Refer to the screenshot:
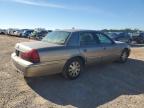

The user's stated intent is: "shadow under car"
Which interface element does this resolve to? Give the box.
[26,59,144,108]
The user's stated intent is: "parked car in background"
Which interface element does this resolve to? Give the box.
[9,30,15,36]
[0,29,7,35]
[13,29,23,36]
[132,33,144,44]
[108,32,132,44]
[106,32,119,39]
[29,30,51,40]
[21,30,34,38]
[7,29,13,35]
[8,29,18,36]
[11,29,131,80]
[14,29,29,37]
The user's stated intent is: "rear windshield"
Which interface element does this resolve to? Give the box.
[42,31,70,45]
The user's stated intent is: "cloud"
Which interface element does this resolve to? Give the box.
[2,0,113,16]
[9,0,66,9]
[5,0,101,12]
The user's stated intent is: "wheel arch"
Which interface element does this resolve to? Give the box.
[63,55,86,70]
[123,48,130,56]
[62,55,85,79]
[66,55,86,66]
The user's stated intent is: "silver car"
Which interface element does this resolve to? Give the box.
[11,30,131,79]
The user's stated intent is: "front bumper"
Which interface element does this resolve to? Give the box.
[11,53,65,77]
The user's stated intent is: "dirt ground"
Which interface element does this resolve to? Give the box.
[0,35,144,108]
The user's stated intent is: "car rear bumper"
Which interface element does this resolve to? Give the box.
[11,53,65,77]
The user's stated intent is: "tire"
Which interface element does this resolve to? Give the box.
[63,58,83,80]
[118,50,129,63]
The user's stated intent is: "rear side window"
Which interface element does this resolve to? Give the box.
[80,32,99,45]
[42,31,70,45]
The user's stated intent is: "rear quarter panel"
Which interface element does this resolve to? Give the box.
[38,46,80,63]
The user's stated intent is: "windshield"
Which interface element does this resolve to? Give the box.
[42,31,70,45]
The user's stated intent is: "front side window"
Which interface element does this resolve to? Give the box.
[96,33,113,44]
[42,31,70,45]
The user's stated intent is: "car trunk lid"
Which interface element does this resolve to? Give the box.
[15,41,63,63]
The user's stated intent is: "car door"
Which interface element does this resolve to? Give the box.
[95,32,119,62]
[79,32,104,64]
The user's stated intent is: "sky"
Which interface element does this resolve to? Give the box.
[0,0,144,30]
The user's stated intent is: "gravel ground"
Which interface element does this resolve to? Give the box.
[0,35,144,108]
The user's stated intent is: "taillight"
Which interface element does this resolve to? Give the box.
[21,49,40,63]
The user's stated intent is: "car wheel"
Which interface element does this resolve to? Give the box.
[63,58,83,80]
[118,50,129,63]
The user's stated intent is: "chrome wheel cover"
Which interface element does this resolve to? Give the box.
[68,61,81,77]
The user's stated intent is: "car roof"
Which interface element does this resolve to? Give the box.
[55,29,99,33]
